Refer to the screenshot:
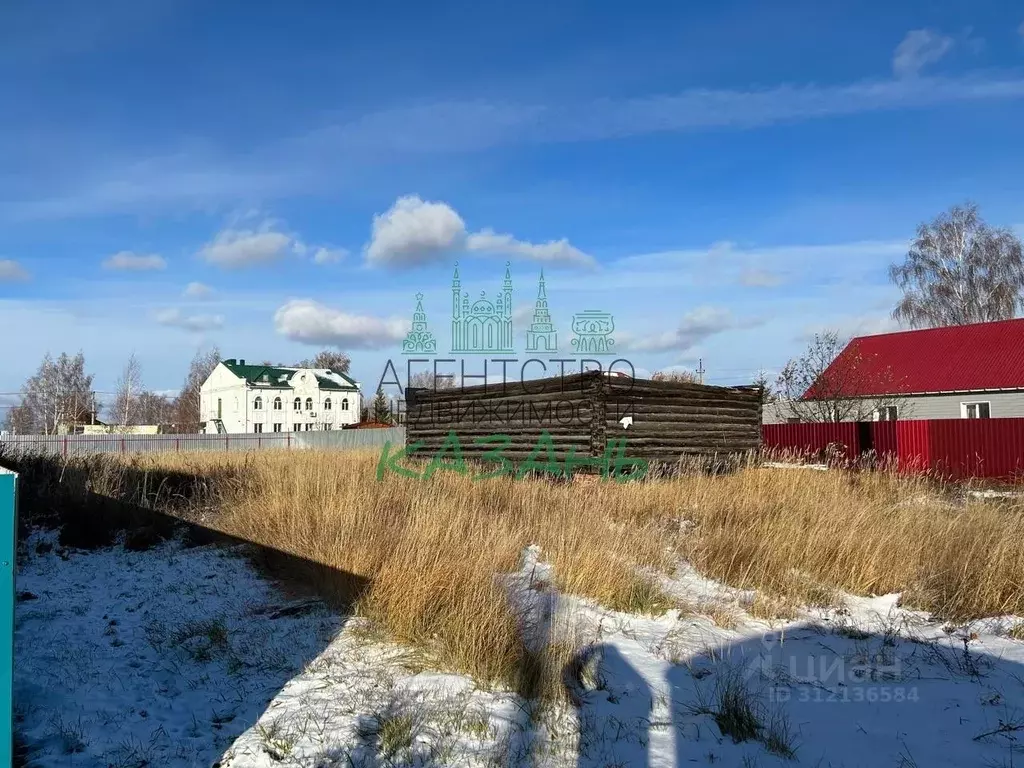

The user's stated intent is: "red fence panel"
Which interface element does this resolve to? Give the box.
[894,420,931,474]
[872,421,898,462]
[764,419,1024,482]
[908,418,1024,481]
[761,422,859,460]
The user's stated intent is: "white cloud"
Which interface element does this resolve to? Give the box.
[620,307,759,353]
[466,229,595,267]
[366,195,467,266]
[365,195,593,268]
[273,299,408,350]
[312,246,348,265]
[199,217,349,269]
[893,29,954,78]
[154,308,224,332]
[102,250,166,271]
[738,267,782,287]
[182,281,214,300]
[198,223,298,268]
[0,259,29,281]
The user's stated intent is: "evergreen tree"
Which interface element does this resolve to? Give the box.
[371,387,392,425]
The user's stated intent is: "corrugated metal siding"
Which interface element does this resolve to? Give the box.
[894,420,931,473]
[918,419,1024,480]
[0,428,404,458]
[763,419,1024,481]
[761,423,859,459]
[872,421,898,458]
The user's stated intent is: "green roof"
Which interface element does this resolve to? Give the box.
[222,361,295,388]
[315,373,358,390]
[222,359,358,390]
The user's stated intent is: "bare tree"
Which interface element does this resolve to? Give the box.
[891,202,1024,329]
[176,346,221,429]
[407,370,457,391]
[136,391,176,426]
[112,353,143,429]
[776,331,902,423]
[651,369,700,383]
[2,402,35,434]
[19,352,96,434]
[294,350,351,374]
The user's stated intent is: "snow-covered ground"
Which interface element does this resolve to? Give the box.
[16,531,1024,767]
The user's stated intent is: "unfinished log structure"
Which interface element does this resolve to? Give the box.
[405,371,762,468]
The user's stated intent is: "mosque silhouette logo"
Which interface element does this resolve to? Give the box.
[400,264,615,356]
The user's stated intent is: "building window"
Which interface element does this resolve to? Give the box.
[273,397,282,410]
[875,406,898,422]
[324,423,332,431]
[324,398,332,411]
[293,424,301,432]
[785,417,800,424]
[341,398,349,410]
[273,423,282,432]
[217,398,222,420]
[253,396,263,411]
[961,401,991,419]
[305,397,314,411]
[305,423,314,431]
[293,397,301,411]
[253,423,263,433]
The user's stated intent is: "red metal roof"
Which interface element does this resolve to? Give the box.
[807,319,1024,398]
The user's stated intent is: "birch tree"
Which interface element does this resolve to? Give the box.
[176,346,221,429]
[407,370,457,391]
[294,350,351,374]
[135,392,176,425]
[19,352,96,434]
[2,403,35,434]
[112,353,143,428]
[890,203,1024,328]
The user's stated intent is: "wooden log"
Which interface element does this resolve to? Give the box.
[406,420,592,432]
[609,397,758,407]
[605,410,760,423]
[410,381,599,403]
[613,432,759,442]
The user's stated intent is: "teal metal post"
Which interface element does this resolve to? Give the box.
[0,467,15,767]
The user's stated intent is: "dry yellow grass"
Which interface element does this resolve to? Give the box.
[37,449,1024,693]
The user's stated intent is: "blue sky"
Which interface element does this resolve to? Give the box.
[2,0,1024,409]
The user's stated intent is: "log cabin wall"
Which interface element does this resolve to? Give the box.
[405,372,599,462]
[405,371,762,465]
[603,377,762,463]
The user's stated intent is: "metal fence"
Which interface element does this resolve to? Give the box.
[0,427,406,458]
[762,419,1024,481]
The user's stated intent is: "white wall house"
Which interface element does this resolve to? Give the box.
[199,358,361,434]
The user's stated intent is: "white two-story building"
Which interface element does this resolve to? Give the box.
[199,358,361,434]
